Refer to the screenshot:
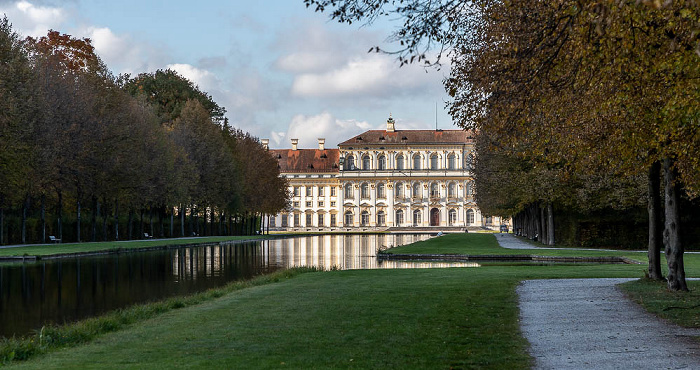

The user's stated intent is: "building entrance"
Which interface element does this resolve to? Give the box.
[430,208,440,226]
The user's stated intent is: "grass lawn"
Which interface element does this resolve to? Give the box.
[0,235,271,258]
[4,233,698,368]
[619,279,700,328]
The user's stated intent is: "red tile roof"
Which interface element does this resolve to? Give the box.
[270,149,340,173]
[337,129,474,146]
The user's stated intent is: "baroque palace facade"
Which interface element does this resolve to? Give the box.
[264,116,502,231]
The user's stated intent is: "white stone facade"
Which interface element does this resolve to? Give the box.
[266,117,502,231]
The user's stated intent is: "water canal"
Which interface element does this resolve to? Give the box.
[0,233,476,338]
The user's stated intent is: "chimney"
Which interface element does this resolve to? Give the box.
[318,138,325,151]
[386,113,395,132]
[291,138,298,151]
[261,139,269,150]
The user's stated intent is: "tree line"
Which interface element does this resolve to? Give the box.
[0,18,288,244]
[305,1,699,290]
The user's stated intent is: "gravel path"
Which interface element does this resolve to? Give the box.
[518,279,700,369]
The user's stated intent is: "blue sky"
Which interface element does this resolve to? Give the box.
[1,0,454,148]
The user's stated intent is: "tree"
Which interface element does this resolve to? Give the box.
[124,69,226,126]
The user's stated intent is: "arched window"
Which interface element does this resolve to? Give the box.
[448,182,456,198]
[412,182,421,198]
[361,183,370,198]
[413,154,421,169]
[430,154,439,170]
[466,154,474,170]
[377,211,386,226]
[466,209,475,225]
[344,211,354,226]
[378,155,386,170]
[395,182,403,198]
[430,183,439,197]
[449,209,457,226]
[395,209,404,226]
[447,154,456,170]
[377,183,386,199]
[362,155,371,170]
[413,210,422,226]
[344,183,354,199]
[361,210,370,226]
[466,181,474,196]
[346,155,355,170]
[396,155,405,170]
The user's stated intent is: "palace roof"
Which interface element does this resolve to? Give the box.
[337,129,475,146]
[270,149,340,173]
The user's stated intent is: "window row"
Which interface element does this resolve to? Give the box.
[292,186,338,197]
[343,181,474,199]
[277,208,479,227]
[344,153,474,171]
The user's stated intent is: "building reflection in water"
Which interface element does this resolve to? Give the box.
[259,234,479,270]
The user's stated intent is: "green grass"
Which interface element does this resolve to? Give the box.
[3,232,698,368]
[0,235,271,258]
[10,264,643,369]
[619,279,700,328]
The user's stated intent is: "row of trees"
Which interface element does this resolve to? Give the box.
[0,18,288,244]
[305,1,699,290]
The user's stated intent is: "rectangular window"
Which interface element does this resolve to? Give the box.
[294,213,300,227]
[330,201,336,207]
[306,187,313,197]
[318,213,324,227]
[330,214,336,227]
[318,201,324,207]
[269,216,276,227]
[306,201,312,207]
[331,187,337,196]
[281,215,288,227]
[319,187,324,196]
[306,214,313,227]
[293,201,300,208]
[293,187,300,197]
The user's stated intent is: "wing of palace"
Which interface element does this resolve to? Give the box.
[263,116,503,231]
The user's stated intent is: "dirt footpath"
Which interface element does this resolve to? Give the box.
[518,279,700,369]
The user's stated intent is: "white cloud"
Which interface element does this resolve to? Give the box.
[166,63,220,93]
[0,0,66,37]
[284,112,379,149]
[290,54,437,99]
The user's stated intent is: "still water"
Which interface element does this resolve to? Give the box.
[0,234,475,338]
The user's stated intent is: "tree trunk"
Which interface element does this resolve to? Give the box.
[170,207,174,238]
[128,209,133,240]
[663,157,687,291]
[76,198,82,243]
[114,199,119,241]
[647,161,663,280]
[139,209,144,238]
[57,190,63,241]
[91,195,98,242]
[0,205,4,245]
[149,207,154,237]
[180,204,185,237]
[102,196,108,241]
[546,202,555,246]
[41,194,46,243]
[539,204,546,245]
[21,194,29,244]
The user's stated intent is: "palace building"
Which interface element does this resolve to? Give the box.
[264,116,502,231]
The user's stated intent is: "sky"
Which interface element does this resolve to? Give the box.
[0,0,455,149]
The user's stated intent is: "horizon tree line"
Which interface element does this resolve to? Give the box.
[0,17,289,244]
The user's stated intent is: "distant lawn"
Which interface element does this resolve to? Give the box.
[388,233,700,277]
[0,235,270,258]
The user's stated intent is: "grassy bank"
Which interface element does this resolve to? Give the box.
[4,232,698,368]
[1,268,314,366]
[10,264,643,369]
[619,279,700,328]
[0,235,272,258]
